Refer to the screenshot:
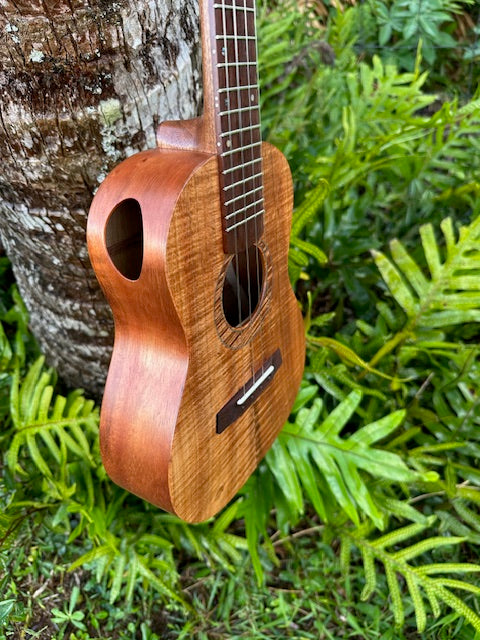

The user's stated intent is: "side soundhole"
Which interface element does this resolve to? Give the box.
[105,198,143,281]
[222,245,265,328]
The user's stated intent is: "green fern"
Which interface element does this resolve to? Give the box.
[341,519,480,632]
[372,214,480,335]
[289,179,329,285]
[266,389,436,530]
[7,357,98,479]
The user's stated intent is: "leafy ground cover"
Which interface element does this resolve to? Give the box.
[2,0,480,638]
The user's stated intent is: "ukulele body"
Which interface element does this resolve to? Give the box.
[87,142,305,522]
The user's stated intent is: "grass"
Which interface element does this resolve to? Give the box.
[3,507,480,639]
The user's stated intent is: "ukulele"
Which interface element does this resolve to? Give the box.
[87,0,305,522]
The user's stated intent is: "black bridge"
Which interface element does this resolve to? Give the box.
[216,349,282,434]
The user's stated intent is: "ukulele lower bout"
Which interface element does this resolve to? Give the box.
[87,142,305,523]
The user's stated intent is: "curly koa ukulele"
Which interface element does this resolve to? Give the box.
[87,0,305,522]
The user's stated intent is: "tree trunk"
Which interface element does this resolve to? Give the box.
[0,0,201,395]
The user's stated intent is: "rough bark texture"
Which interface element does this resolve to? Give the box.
[0,0,201,395]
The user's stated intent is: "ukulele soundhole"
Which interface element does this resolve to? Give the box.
[222,245,264,328]
[105,198,144,281]
[214,240,273,349]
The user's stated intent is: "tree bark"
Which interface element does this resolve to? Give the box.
[0,0,201,395]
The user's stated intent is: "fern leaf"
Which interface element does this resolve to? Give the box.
[381,497,429,525]
[371,249,417,316]
[291,237,328,265]
[393,536,466,562]
[109,553,127,604]
[266,439,304,519]
[437,579,480,595]
[371,521,431,550]
[350,410,406,446]
[454,501,480,533]
[125,551,139,606]
[419,224,441,279]
[389,239,429,297]
[26,432,52,478]
[405,573,427,633]
[308,335,398,381]
[345,525,480,632]
[291,179,329,237]
[318,388,361,437]
[69,544,115,572]
[385,564,404,627]
[435,585,480,631]
[424,582,441,618]
[417,563,480,575]
[360,547,376,600]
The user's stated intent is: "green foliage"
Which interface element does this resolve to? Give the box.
[342,519,480,632]
[368,0,473,67]
[3,1,480,637]
[372,213,480,331]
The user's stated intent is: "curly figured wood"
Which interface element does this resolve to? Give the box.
[87,143,304,521]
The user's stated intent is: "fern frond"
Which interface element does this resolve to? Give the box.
[372,214,480,331]
[344,523,480,632]
[267,390,432,529]
[7,357,98,477]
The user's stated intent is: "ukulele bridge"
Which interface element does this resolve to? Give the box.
[216,349,282,434]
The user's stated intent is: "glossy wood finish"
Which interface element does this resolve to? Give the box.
[87,143,305,521]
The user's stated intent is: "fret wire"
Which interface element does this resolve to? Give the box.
[215,35,256,40]
[214,3,255,11]
[223,172,262,190]
[221,140,262,156]
[226,210,264,232]
[222,157,261,173]
[219,105,257,116]
[218,83,258,93]
[224,185,263,206]
[217,61,257,68]
[226,198,264,220]
[220,123,260,137]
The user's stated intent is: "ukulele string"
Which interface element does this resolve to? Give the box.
[232,0,256,385]
[221,0,243,329]
[248,0,266,379]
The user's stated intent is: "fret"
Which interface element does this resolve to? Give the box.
[214,3,256,11]
[219,105,257,116]
[215,35,256,40]
[226,198,264,220]
[220,124,261,137]
[223,172,262,192]
[218,83,258,93]
[226,210,264,232]
[223,157,261,173]
[217,62,257,68]
[224,186,263,207]
[221,141,262,157]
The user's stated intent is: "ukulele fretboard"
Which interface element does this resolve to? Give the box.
[208,0,264,253]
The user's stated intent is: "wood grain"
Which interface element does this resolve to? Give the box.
[87,142,305,521]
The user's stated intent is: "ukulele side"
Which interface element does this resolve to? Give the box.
[87,147,212,513]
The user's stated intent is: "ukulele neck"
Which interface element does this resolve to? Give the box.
[201,0,264,253]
